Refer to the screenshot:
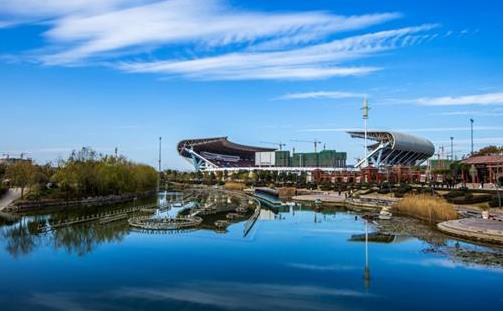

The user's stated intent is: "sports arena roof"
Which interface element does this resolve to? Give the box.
[177,137,275,171]
[347,131,435,168]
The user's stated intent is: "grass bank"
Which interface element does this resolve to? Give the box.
[393,194,458,224]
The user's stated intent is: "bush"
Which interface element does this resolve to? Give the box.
[448,193,492,204]
[489,195,503,208]
[444,189,468,199]
[394,194,458,223]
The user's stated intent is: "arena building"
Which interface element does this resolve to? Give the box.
[178,131,433,173]
[347,131,435,168]
[177,137,347,172]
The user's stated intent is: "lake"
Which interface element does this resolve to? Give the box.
[0,190,502,311]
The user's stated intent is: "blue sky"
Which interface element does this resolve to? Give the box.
[1,0,503,169]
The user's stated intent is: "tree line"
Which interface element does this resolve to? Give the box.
[2,147,158,200]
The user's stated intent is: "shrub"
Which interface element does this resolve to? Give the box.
[489,195,503,208]
[448,193,492,204]
[223,182,245,191]
[393,194,458,224]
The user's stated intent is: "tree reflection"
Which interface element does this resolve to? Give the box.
[2,219,130,258]
[2,222,40,258]
[51,222,129,256]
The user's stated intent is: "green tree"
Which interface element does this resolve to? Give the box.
[6,161,37,198]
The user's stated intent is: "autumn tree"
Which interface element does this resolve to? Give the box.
[6,161,37,198]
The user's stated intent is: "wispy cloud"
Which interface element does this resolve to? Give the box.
[117,24,438,80]
[436,109,503,117]
[0,0,440,80]
[275,91,365,100]
[298,126,503,133]
[417,92,503,106]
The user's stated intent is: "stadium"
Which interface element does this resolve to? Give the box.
[177,131,434,173]
[348,131,435,168]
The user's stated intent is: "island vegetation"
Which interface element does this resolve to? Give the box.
[4,147,158,202]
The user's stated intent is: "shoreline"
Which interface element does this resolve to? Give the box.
[5,190,156,213]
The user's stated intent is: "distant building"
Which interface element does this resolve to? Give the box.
[0,156,32,166]
[429,159,454,171]
[461,155,503,185]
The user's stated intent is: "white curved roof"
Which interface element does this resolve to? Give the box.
[348,130,435,167]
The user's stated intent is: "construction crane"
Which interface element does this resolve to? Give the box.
[260,141,286,150]
[291,139,323,153]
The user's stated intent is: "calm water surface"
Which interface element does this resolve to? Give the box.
[0,191,502,311]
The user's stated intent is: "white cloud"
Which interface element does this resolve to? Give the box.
[0,0,146,18]
[276,91,365,100]
[436,109,503,117]
[0,0,439,80]
[298,126,503,133]
[117,24,437,80]
[417,92,503,106]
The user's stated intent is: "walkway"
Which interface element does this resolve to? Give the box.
[0,188,22,211]
[437,218,503,244]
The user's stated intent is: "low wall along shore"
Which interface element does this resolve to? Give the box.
[7,191,156,212]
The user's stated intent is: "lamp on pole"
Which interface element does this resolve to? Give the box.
[450,137,454,161]
[470,118,474,155]
[157,137,162,193]
[362,97,370,167]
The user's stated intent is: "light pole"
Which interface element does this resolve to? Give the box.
[362,97,370,167]
[158,137,162,193]
[470,118,474,155]
[450,137,454,161]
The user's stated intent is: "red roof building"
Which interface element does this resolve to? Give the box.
[461,155,503,185]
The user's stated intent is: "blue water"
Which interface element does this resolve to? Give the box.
[0,192,502,311]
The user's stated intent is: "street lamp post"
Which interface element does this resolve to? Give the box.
[450,137,454,161]
[470,118,474,155]
[362,97,370,167]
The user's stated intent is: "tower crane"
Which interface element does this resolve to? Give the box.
[290,139,323,153]
[260,141,286,150]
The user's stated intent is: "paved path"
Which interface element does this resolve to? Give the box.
[292,193,346,203]
[0,188,22,211]
[437,218,503,244]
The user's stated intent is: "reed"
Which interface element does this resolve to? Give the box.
[393,194,458,224]
[223,182,246,191]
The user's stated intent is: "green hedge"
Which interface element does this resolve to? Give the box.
[449,193,493,204]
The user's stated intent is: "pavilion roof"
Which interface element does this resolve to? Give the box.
[461,155,503,165]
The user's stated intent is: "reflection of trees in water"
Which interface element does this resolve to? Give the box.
[51,222,130,256]
[2,219,130,258]
[2,218,45,258]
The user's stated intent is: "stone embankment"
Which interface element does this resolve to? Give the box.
[6,191,155,212]
[437,218,503,244]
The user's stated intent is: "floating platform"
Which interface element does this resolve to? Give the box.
[437,218,503,244]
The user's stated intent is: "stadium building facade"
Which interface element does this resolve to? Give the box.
[348,131,435,168]
[177,131,434,173]
[177,137,347,172]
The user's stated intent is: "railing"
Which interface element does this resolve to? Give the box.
[39,202,158,232]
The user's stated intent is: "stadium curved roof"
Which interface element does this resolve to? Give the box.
[177,137,275,170]
[177,137,274,158]
[347,131,435,168]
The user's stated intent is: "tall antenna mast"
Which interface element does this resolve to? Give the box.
[158,137,162,192]
[362,97,370,167]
